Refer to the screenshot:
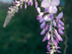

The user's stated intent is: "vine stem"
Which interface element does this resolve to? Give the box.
[51,19,54,54]
[63,17,68,54]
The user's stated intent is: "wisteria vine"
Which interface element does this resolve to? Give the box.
[3,0,65,54]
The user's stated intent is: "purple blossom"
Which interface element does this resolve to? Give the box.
[41,0,51,8]
[51,0,60,6]
[54,29,63,41]
[40,21,46,29]
[40,28,46,35]
[46,32,50,40]
[56,12,63,19]
[58,29,64,35]
[49,6,57,14]
[3,0,64,54]
[37,0,64,53]
[45,24,48,31]
[53,20,56,27]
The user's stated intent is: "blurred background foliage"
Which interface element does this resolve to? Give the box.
[0,0,72,54]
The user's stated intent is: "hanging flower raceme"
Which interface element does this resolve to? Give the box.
[37,0,64,54]
[3,0,38,27]
[3,0,64,54]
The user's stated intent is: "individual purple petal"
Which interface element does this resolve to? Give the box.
[53,20,56,27]
[47,41,51,51]
[45,8,49,12]
[41,0,51,8]
[20,5,22,9]
[37,16,41,20]
[51,36,57,46]
[45,24,48,31]
[49,13,54,18]
[54,29,63,41]
[40,22,46,29]
[59,20,64,26]
[25,3,27,9]
[57,19,64,26]
[58,24,64,30]
[51,0,60,6]
[58,29,64,35]
[40,28,46,35]
[57,51,61,53]
[37,13,44,20]
[35,0,38,8]
[39,18,44,23]
[56,38,59,43]
[49,6,58,14]
[37,7,41,13]
[20,1,22,3]
[44,15,51,21]
[47,45,50,51]
[42,36,47,42]
[56,12,63,19]
[46,32,50,40]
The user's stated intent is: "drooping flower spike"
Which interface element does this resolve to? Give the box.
[37,0,64,53]
[3,0,64,54]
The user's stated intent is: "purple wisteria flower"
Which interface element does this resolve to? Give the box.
[3,0,38,27]
[37,0,64,54]
[3,0,64,54]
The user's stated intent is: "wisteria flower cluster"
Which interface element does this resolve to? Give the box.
[3,0,38,27]
[3,0,64,54]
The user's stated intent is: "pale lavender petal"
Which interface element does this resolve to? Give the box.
[37,13,44,20]
[41,0,51,8]
[40,22,46,29]
[46,32,50,40]
[56,38,59,43]
[49,13,54,18]
[40,28,46,35]
[35,0,38,8]
[37,16,41,20]
[58,24,64,30]
[47,41,51,51]
[56,12,63,19]
[37,7,41,13]
[53,20,56,27]
[42,36,47,42]
[45,8,49,12]
[45,24,48,31]
[49,6,58,14]
[59,20,64,26]
[58,29,64,35]
[54,29,63,41]
[57,19,64,26]
[47,45,50,51]
[51,36,57,46]
[39,18,44,23]
[51,0,60,6]
[25,3,27,9]
[44,15,51,21]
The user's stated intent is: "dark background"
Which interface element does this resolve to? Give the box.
[0,0,72,54]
